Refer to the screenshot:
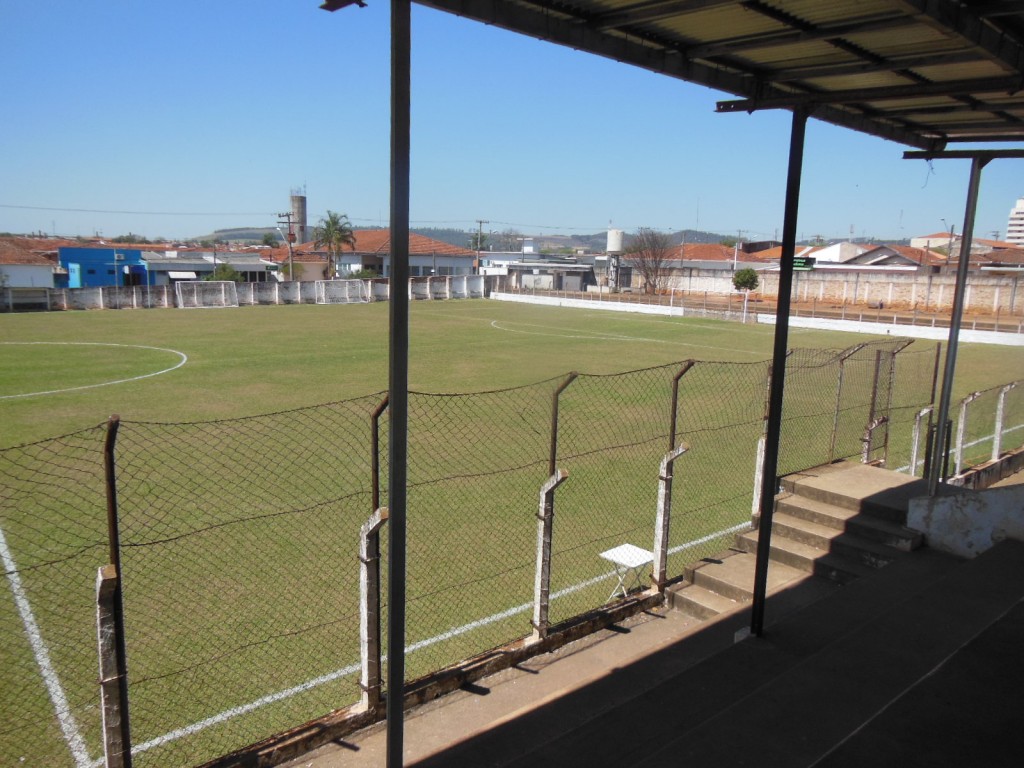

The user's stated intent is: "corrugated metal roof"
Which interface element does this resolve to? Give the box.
[408,0,1024,149]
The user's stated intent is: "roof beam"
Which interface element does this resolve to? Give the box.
[878,99,1024,115]
[417,0,940,148]
[769,50,982,82]
[904,148,1024,159]
[716,75,1024,111]
[683,15,919,59]
[889,0,1024,74]
[591,0,736,31]
[969,1,1024,18]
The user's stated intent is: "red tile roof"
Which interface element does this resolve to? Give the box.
[272,230,475,263]
[982,248,1024,265]
[0,237,73,265]
[875,245,947,266]
[663,243,737,262]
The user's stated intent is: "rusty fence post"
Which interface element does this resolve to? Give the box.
[102,416,132,768]
[531,469,568,643]
[96,565,129,768]
[358,507,389,713]
[652,362,696,589]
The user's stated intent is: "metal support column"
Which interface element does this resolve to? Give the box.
[927,157,987,495]
[386,0,411,765]
[750,108,808,638]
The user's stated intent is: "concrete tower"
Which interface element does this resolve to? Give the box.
[290,189,308,245]
[1007,197,1024,246]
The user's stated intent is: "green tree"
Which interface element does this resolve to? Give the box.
[732,267,759,292]
[204,263,243,282]
[468,230,489,251]
[262,232,278,247]
[314,211,356,278]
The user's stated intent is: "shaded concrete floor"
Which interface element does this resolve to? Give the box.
[284,538,1024,768]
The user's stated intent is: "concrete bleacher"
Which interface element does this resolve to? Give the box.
[283,464,1024,768]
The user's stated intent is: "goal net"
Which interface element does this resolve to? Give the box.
[175,281,239,309]
[315,279,370,304]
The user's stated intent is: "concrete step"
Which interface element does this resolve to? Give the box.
[779,461,929,524]
[667,583,746,620]
[736,529,876,584]
[771,492,924,551]
[684,550,806,603]
[768,512,906,568]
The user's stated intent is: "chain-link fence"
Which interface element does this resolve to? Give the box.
[3,338,1006,767]
[0,427,109,767]
[953,380,1024,475]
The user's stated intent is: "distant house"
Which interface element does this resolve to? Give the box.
[909,232,1015,261]
[836,245,946,271]
[142,250,277,284]
[277,230,476,280]
[57,246,150,288]
[0,237,63,288]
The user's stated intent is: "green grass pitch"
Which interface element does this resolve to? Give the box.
[1,300,1019,767]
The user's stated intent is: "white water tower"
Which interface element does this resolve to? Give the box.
[607,228,623,254]
[607,228,624,291]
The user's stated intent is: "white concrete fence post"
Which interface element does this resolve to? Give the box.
[652,443,690,590]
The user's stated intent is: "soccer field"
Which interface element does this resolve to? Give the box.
[1,300,1019,768]
[1,300,1015,448]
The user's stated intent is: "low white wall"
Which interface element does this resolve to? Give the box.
[908,484,1024,558]
[757,314,1024,347]
[491,292,686,317]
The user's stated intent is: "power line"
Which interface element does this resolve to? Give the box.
[0,204,277,216]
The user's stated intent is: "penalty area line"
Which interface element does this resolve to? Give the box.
[133,522,749,755]
[0,524,91,767]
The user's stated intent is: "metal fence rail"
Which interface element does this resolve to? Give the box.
[5,340,1017,767]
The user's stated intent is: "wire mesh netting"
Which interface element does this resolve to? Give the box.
[1,338,1004,767]
[0,426,109,768]
[112,396,382,767]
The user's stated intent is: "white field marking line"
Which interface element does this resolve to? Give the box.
[131,522,749,754]
[0,342,188,400]
[0,524,92,767]
[489,320,765,355]
[118,662,364,761]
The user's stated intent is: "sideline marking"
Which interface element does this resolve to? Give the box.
[129,522,748,756]
[489,320,765,355]
[0,342,188,400]
[0,525,91,767]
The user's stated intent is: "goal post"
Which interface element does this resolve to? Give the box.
[314,279,371,304]
[174,281,239,309]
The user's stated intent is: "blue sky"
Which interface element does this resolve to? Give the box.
[1,0,1021,243]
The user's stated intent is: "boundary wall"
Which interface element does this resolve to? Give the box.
[1,275,485,312]
[666,267,1023,316]
[493,291,1024,347]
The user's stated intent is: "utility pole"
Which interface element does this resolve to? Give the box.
[733,229,746,270]
[475,219,489,274]
[277,212,296,280]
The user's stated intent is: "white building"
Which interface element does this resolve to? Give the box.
[1007,197,1024,246]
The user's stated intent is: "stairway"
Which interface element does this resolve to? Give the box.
[670,461,927,621]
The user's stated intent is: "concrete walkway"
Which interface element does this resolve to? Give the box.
[283,539,1024,768]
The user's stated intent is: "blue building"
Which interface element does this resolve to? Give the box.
[57,247,150,288]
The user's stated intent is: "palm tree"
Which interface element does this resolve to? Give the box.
[313,211,356,278]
